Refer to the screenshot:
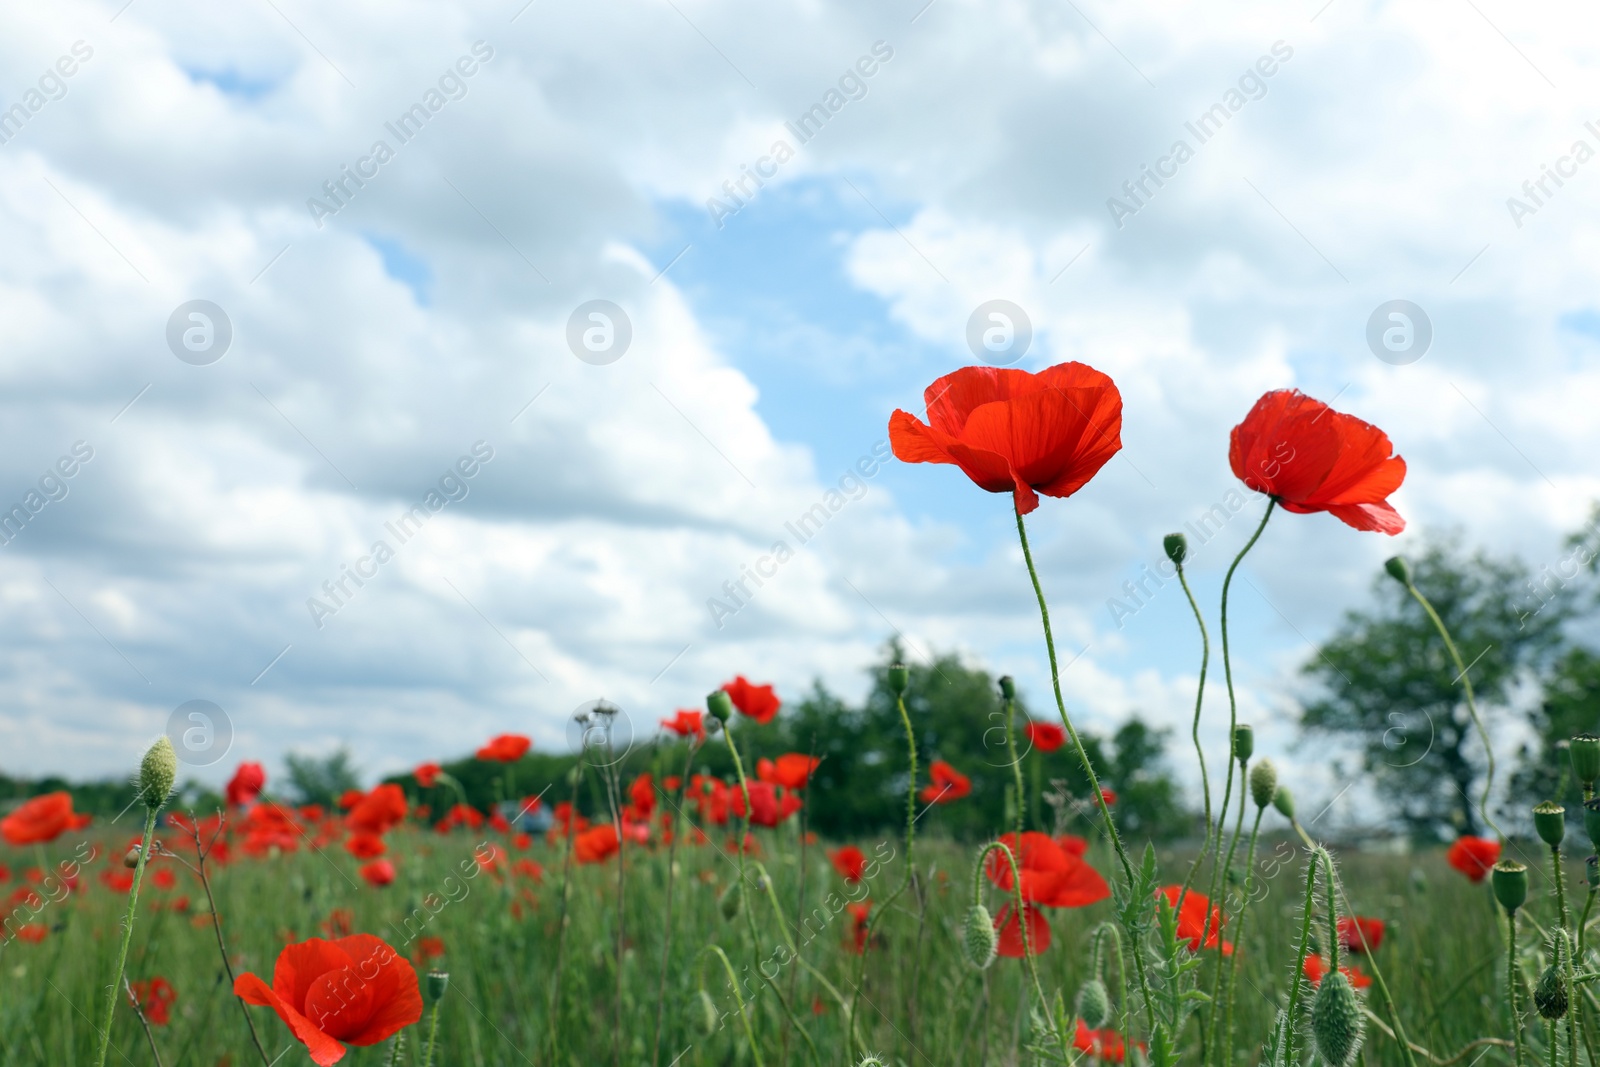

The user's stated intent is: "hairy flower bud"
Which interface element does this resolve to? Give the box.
[425,971,449,1005]
[998,675,1016,701]
[719,881,742,921]
[693,989,718,1036]
[1383,556,1411,586]
[1077,978,1111,1029]
[1310,970,1364,1067]
[139,737,177,810]
[1250,760,1278,810]
[705,689,733,723]
[857,1057,886,1067]
[1492,860,1529,914]
[1163,533,1188,566]
[963,904,997,970]
[1536,935,1570,1020]
[1273,785,1295,821]
[1233,725,1254,764]
[1534,801,1566,848]
[887,663,909,696]
[1573,735,1600,790]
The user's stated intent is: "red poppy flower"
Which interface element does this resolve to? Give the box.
[344,834,387,860]
[721,677,781,724]
[1303,954,1372,989]
[336,790,363,810]
[1024,721,1066,752]
[321,909,354,938]
[226,762,267,807]
[234,934,423,1066]
[575,825,621,864]
[628,774,657,821]
[889,362,1124,516]
[1229,389,1406,535]
[129,977,177,1026]
[758,754,821,791]
[1,792,92,846]
[847,901,872,954]
[830,845,867,883]
[918,761,971,804]
[435,803,485,834]
[660,710,706,740]
[101,869,134,892]
[1156,887,1232,955]
[1100,789,1117,806]
[730,781,790,828]
[475,734,531,762]
[1338,915,1385,954]
[1447,836,1500,882]
[14,923,47,943]
[151,868,178,891]
[413,937,445,965]
[360,860,396,887]
[1058,835,1089,858]
[346,786,407,837]
[995,902,1051,956]
[512,832,532,850]
[514,858,543,882]
[300,804,326,823]
[1075,1019,1135,1063]
[413,763,441,789]
[985,832,1111,908]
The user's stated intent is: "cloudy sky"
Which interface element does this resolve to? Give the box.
[2,0,1596,818]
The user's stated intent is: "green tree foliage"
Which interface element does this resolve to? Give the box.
[283,748,362,808]
[1300,538,1571,839]
[1511,647,1600,809]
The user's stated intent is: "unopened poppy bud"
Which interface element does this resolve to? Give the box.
[1273,785,1295,820]
[139,736,177,809]
[1589,855,1599,889]
[1573,735,1600,789]
[706,689,733,723]
[123,847,142,869]
[963,904,997,969]
[1536,934,1570,1019]
[425,971,449,1005]
[1163,532,1187,566]
[887,664,909,696]
[1250,759,1278,810]
[1311,971,1364,1067]
[998,675,1016,701]
[1492,860,1528,914]
[1584,799,1600,850]
[693,988,718,1035]
[719,882,742,921]
[857,1057,886,1067]
[1076,977,1111,1029]
[1233,725,1254,763]
[1383,556,1411,586]
[1534,801,1566,848]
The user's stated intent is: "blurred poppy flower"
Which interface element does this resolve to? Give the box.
[1156,887,1232,955]
[1057,835,1089,858]
[1024,721,1066,752]
[628,774,657,821]
[151,868,178,891]
[512,832,532,850]
[414,763,441,788]
[660,710,706,740]
[129,977,177,1025]
[360,860,396,887]
[731,781,794,828]
[321,909,354,938]
[1,792,92,846]
[985,832,1110,908]
[995,902,1050,956]
[514,858,543,882]
[101,869,134,893]
[346,786,407,837]
[847,901,872,954]
[226,763,267,807]
[476,734,531,762]
[1303,954,1372,989]
[919,761,971,804]
[889,362,1123,515]
[1447,836,1500,882]
[299,804,326,822]
[234,934,423,1066]
[14,923,47,944]
[1100,789,1117,806]
[345,834,387,860]
[1075,1019,1137,1063]
[1338,915,1385,954]
[758,754,821,790]
[413,936,445,966]
[575,825,620,864]
[1230,389,1406,535]
[721,678,780,724]
[435,804,485,834]
[830,845,867,883]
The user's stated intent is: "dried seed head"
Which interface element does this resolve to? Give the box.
[1076,977,1111,1030]
[1492,860,1529,914]
[1310,970,1364,1067]
[887,664,909,696]
[1534,801,1566,848]
[1250,759,1278,810]
[425,971,449,1005]
[139,737,177,810]
[1163,532,1188,565]
[693,989,718,1036]
[705,689,733,723]
[1383,556,1411,586]
[718,881,742,921]
[1273,784,1295,821]
[1233,724,1254,763]
[1572,735,1600,789]
[963,904,997,970]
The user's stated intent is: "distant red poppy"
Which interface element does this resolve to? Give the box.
[514,858,543,882]
[1100,789,1117,806]
[346,786,407,837]
[1156,886,1232,955]
[985,832,1110,908]
[660,710,706,740]
[830,845,867,883]
[414,763,442,788]
[889,362,1123,515]
[101,869,134,893]
[13,923,47,944]
[476,734,531,762]
[413,936,445,966]
[128,977,177,1025]
[360,860,396,887]
[300,804,326,822]
[995,902,1051,956]
[1024,721,1066,752]
[721,678,781,724]
[731,781,797,828]
[1303,954,1372,989]
[226,763,267,807]
[321,909,354,938]
[234,934,423,1066]
[435,803,484,834]
[344,834,387,859]
[919,761,971,804]
[1447,836,1500,882]
[1338,915,1385,954]
[575,825,620,864]
[758,754,821,790]
[151,868,178,891]
[337,790,363,810]
[1230,389,1406,535]
[1,792,92,846]
[512,832,532,850]
[1075,1018,1137,1063]
[628,774,657,821]
[847,901,872,954]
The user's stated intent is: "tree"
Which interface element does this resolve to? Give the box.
[1299,538,1571,840]
[1511,647,1600,809]
[284,748,362,808]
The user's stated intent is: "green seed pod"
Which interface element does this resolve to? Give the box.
[139,737,177,809]
[1534,801,1566,848]
[1572,735,1600,790]
[1273,785,1295,821]
[425,971,449,1005]
[887,663,909,696]
[1383,556,1412,586]
[718,881,742,921]
[1250,759,1278,810]
[998,675,1016,700]
[693,989,718,1036]
[1076,977,1111,1030]
[1233,724,1254,763]
[963,904,997,970]
[1163,533,1187,566]
[1310,970,1365,1067]
[1492,860,1529,914]
[705,689,733,723]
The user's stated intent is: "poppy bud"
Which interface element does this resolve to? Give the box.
[1250,759,1278,810]
[962,904,997,970]
[1273,785,1295,821]
[1534,801,1566,848]
[1310,971,1364,1067]
[1585,799,1600,851]
[1163,533,1187,566]
[1383,556,1411,586]
[693,989,718,1036]
[706,689,733,723]
[719,882,742,921]
[857,1058,886,1067]
[1573,735,1600,790]
[1233,725,1254,764]
[425,971,449,1005]
[1076,977,1111,1030]
[123,847,142,869]
[998,675,1016,701]
[1536,934,1570,1019]
[887,664,909,696]
[1589,855,1599,890]
[139,736,177,810]
[1492,860,1528,914]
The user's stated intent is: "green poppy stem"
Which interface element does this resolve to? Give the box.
[1284,851,1320,1067]
[1510,910,1527,1067]
[94,805,160,1067]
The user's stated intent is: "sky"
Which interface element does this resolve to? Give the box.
[2,0,1597,825]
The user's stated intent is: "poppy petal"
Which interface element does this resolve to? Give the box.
[235,973,349,1066]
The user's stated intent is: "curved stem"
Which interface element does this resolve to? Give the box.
[701,946,765,1067]
[1284,851,1320,1067]
[973,842,1071,1067]
[1175,558,1214,902]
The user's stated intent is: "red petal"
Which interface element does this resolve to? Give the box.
[994,903,1051,957]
